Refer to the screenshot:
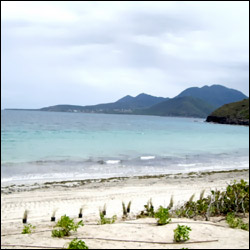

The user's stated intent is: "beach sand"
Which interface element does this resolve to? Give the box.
[1,169,249,249]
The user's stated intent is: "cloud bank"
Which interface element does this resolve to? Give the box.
[1,1,249,108]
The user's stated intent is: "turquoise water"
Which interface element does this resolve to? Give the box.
[1,110,249,185]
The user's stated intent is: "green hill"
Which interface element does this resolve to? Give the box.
[135,96,215,118]
[206,99,249,125]
[176,84,247,108]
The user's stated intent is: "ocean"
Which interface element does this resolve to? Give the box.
[1,110,249,185]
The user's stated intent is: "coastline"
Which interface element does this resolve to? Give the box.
[1,168,249,194]
[1,169,249,249]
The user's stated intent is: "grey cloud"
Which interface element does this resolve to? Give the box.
[1,2,249,109]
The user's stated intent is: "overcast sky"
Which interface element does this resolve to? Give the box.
[1,1,249,109]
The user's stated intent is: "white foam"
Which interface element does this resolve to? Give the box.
[106,160,121,164]
[140,156,156,160]
[178,163,196,167]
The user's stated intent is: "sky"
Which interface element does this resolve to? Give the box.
[1,1,249,109]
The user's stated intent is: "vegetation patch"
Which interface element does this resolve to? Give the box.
[137,198,155,218]
[154,206,171,225]
[174,225,192,242]
[98,212,117,225]
[174,179,249,220]
[66,238,89,249]
[22,224,36,234]
[226,212,249,231]
[52,215,84,238]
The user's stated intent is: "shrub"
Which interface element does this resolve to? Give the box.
[154,206,171,225]
[22,224,36,234]
[66,238,89,249]
[174,179,249,220]
[52,215,84,237]
[174,225,192,242]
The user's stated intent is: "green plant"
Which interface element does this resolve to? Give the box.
[51,215,84,237]
[22,224,36,234]
[226,212,249,231]
[174,180,249,220]
[137,198,155,218]
[174,225,192,242]
[98,211,117,225]
[66,238,89,249]
[154,206,171,225]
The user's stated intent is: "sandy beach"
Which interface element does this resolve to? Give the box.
[1,169,249,249]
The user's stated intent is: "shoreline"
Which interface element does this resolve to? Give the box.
[1,168,249,194]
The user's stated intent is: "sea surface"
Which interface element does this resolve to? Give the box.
[1,110,249,186]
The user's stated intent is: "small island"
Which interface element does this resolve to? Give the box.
[206,99,249,125]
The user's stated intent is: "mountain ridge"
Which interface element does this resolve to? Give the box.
[7,84,248,118]
[176,84,247,108]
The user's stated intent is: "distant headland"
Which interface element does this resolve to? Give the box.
[5,84,248,123]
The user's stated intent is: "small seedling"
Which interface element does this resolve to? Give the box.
[154,206,171,225]
[79,207,84,218]
[167,195,174,210]
[137,198,155,218]
[66,238,89,249]
[98,211,117,225]
[174,225,192,242]
[122,201,132,217]
[199,189,205,200]
[23,210,29,223]
[22,224,36,234]
[51,215,84,237]
[51,209,57,221]
[188,194,195,203]
[102,204,107,216]
[127,201,132,214]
